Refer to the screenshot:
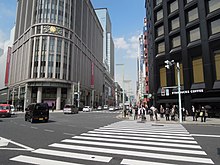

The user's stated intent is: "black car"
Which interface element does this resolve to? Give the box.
[25,103,49,123]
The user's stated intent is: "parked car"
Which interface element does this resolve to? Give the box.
[63,104,78,114]
[0,104,11,117]
[109,106,115,111]
[103,105,109,110]
[10,105,15,115]
[25,103,49,123]
[83,106,92,112]
[97,106,102,110]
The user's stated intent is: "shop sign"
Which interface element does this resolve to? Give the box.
[172,89,204,95]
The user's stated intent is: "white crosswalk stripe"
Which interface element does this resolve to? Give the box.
[10,121,214,165]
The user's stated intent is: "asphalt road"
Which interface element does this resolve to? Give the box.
[0,111,220,165]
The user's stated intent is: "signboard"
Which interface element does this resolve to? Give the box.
[161,88,165,96]
[166,89,169,96]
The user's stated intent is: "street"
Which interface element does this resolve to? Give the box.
[0,111,219,164]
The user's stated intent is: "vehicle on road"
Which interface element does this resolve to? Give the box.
[25,103,49,123]
[97,106,102,110]
[10,105,15,115]
[0,104,11,117]
[109,106,115,111]
[63,104,78,114]
[103,105,109,110]
[83,106,92,112]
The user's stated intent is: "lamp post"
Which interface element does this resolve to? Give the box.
[116,64,125,118]
[165,60,182,123]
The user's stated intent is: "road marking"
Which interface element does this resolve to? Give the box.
[121,159,177,165]
[33,148,112,162]
[63,133,75,136]
[62,139,205,155]
[20,124,27,127]
[72,136,201,149]
[50,143,214,164]
[81,133,197,144]
[44,129,54,133]
[88,131,194,140]
[0,137,34,151]
[10,155,83,165]
[31,126,38,129]
[191,134,220,138]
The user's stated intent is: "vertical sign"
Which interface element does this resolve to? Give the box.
[91,62,94,88]
[5,47,12,86]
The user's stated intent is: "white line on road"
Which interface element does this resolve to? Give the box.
[44,129,54,133]
[31,126,38,129]
[10,155,84,165]
[50,143,214,164]
[62,139,205,155]
[121,159,177,165]
[33,148,112,162]
[191,134,220,138]
[63,133,75,136]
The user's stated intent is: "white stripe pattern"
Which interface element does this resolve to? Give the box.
[10,120,214,165]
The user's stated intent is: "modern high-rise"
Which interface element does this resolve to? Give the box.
[146,0,220,115]
[95,8,115,105]
[9,0,105,110]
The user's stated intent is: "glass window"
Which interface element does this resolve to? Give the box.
[171,17,180,30]
[160,67,167,87]
[188,8,198,23]
[192,57,204,83]
[189,27,200,42]
[157,25,164,37]
[175,63,184,85]
[211,19,220,35]
[170,0,179,13]
[156,0,162,6]
[186,0,193,3]
[156,9,163,21]
[208,0,220,13]
[214,52,220,80]
[157,42,165,53]
[171,36,181,48]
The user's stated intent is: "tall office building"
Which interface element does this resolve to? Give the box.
[146,0,220,115]
[95,8,115,105]
[9,0,104,110]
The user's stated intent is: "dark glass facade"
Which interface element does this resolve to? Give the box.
[146,0,220,117]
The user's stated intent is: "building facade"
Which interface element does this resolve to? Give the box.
[9,0,105,110]
[95,8,115,106]
[146,0,220,116]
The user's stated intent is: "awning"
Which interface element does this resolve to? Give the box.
[191,97,220,103]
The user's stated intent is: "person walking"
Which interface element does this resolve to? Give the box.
[154,107,159,121]
[149,106,154,121]
[165,107,170,121]
[200,106,205,122]
[160,105,165,118]
[134,106,138,120]
[192,105,195,121]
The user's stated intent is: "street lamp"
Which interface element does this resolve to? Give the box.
[164,60,182,123]
[116,64,125,118]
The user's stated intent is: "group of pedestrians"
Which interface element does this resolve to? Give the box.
[132,104,209,122]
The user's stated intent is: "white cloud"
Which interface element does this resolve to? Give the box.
[114,35,139,59]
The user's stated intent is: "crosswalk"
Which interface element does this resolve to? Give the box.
[10,121,214,165]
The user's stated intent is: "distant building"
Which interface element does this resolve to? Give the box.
[9,0,105,110]
[145,0,220,116]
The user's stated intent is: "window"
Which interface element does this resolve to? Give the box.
[208,0,220,13]
[171,17,180,30]
[160,67,167,87]
[171,36,181,48]
[157,42,165,53]
[157,25,164,37]
[192,57,204,83]
[156,9,163,21]
[214,52,220,80]
[186,0,193,4]
[156,0,162,6]
[189,27,200,42]
[170,0,179,13]
[175,63,184,85]
[211,19,220,35]
[187,8,198,23]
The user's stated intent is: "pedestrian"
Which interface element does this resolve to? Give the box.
[171,105,176,121]
[200,106,205,122]
[134,106,138,120]
[160,105,165,118]
[149,106,154,121]
[192,105,195,121]
[182,107,187,121]
[195,108,199,121]
[141,105,146,121]
[154,107,159,121]
[165,107,170,121]
[52,103,55,112]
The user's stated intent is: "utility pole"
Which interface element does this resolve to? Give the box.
[77,81,80,108]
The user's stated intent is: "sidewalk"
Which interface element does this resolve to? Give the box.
[117,113,220,125]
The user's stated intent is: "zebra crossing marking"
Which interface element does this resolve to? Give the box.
[10,155,84,165]
[121,159,176,165]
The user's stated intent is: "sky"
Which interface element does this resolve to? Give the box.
[0,0,146,96]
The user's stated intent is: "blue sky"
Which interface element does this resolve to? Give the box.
[0,0,146,95]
